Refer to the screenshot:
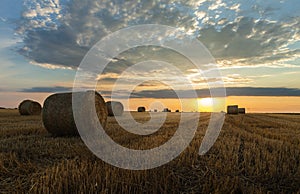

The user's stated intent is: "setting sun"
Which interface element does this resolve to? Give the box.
[199,98,213,107]
[196,98,226,112]
[198,98,215,112]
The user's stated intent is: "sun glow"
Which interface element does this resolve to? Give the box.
[196,98,226,112]
[199,98,214,107]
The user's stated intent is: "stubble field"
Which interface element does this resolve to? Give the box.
[0,109,299,193]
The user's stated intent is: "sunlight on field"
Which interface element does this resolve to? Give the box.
[227,96,300,113]
[2,93,300,113]
[0,109,300,193]
[123,96,300,113]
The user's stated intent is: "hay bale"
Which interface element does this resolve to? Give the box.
[106,101,124,116]
[227,105,239,114]
[137,107,146,112]
[238,108,246,114]
[18,100,42,115]
[163,108,171,112]
[42,91,107,136]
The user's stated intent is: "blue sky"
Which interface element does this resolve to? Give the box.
[0,0,300,108]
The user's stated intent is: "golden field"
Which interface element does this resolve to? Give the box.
[0,109,299,193]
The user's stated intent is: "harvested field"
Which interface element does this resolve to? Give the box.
[0,109,299,193]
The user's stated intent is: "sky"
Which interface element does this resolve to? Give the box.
[0,0,300,112]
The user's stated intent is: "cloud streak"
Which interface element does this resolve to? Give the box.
[129,87,300,99]
[20,86,72,93]
[20,86,300,98]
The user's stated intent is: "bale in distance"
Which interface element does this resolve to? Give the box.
[227,105,239,114]
[42,91,107,136]
[238,108,246,114]
[137,107,146,112]
[163,108,171,112]
[106,101,124,116]
[18,100,42,115]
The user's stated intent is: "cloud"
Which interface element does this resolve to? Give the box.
[138,81,166,87]
[29,61,73,70]
[222,74,253,85]
[20,86,72,93]
[18,0,63,32]
[198,17,300,68]
[13,0,300,73]
[189,73,253,86]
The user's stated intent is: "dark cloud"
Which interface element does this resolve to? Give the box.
[20,86,72,93]
[98,46,197,75]
[138,81,165,87]
[199,17,300,65]
[19,26,88,68]
[225,87,300,97]
[98,77,118,83]
[104,87,300,99]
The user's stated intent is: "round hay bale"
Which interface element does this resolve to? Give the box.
[227,105,239,114]
[106,101,124,116]
[18,100,42,115]
[137,107,146,112]
[42,91,107,136]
